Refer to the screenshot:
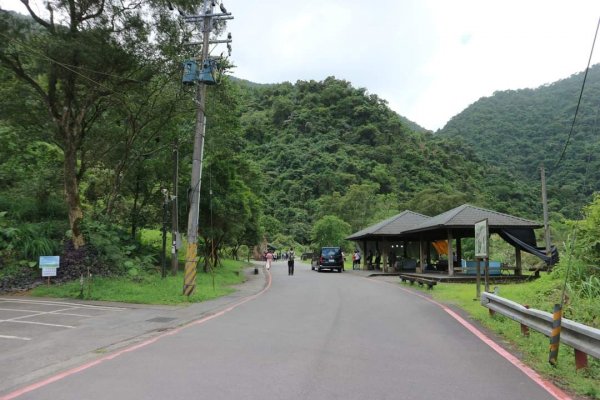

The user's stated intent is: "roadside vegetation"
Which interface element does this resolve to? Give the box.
[31,258,248,305]
[26,228,249,305]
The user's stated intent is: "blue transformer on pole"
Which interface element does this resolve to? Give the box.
[182,60,198,85]
[182,59,218,85]
[198,59,217,85]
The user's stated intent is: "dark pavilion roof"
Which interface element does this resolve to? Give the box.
[347,205,543,242]
[404,204,543,237]
[346,210,430,240]
[404,204,541,233]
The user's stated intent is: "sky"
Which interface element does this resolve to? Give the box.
[2,0,600,131]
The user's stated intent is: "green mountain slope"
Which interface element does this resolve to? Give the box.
[233,76,541,242]
[438,64,600,217]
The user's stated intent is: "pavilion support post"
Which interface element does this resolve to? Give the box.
[382,240,389,273]
[419,237,425,274]
[375,241,380,271]
[456,238,462,265]
[447,230,454,276]
[362,240,367,270]
[426,242,431,270]
[515,248,522,276]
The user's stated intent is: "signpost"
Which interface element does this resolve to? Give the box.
[39,256,60,284]
[474,219,489,298]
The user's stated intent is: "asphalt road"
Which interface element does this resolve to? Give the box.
[1,261,566,400]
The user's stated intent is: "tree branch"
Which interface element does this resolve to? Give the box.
[0,52,57,121]
[19,0,54,33]
[80,0,106,22]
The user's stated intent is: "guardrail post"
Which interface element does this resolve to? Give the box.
[521,305,530,336]
[548,303,562,366]
[574,349,588,370]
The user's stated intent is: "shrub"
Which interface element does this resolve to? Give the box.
[82,219,157,275]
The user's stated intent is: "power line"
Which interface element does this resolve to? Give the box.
[0,31,125,97]
[553,17,600,172]
[1,31,182,97]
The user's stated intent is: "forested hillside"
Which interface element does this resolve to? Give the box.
[233,77,540,244]
[438,64,600,218]
[0,6,557,283]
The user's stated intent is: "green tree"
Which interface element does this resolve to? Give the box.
[341,183,380,232]
[0,2,197,248]
[574,194,600,267]
[311,215,351,250]
[195,79,263,271]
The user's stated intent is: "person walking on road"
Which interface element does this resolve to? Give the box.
[287,248,295,275]
[353,250,361,270]
[266,250,273,270]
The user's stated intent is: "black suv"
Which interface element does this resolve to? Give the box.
[312,247,344,273]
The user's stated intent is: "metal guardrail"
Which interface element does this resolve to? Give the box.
[480,292,600,366]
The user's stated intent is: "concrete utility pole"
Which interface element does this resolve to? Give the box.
[182,1,233,296]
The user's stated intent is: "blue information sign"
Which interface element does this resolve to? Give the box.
[39,256,60,277]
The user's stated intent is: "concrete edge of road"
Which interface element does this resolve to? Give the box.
[0,265,271,399]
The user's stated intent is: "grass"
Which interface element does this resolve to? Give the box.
[31,258,249,305]
[399,275,600,399]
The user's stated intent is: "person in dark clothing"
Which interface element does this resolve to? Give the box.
[288,248,295,275]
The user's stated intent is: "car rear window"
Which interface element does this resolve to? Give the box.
[322,248,341,257]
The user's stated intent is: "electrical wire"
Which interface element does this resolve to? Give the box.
[553,17,600,172]
[556,97,600,312]
[549,18,600,313]
[0,32,125,97]
[0,31,183,98]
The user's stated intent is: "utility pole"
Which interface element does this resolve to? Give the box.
[171,139,179,276]
[540,164,552,271]
[182,1,233,296]
[161,188,169,279]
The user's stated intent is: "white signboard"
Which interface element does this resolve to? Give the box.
[39,256,60,278]
[42,267,57,277]
[474,219,489,258]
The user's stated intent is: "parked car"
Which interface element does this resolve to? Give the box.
[312,247,344,273]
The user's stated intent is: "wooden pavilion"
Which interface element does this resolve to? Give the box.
[347,204,556,276]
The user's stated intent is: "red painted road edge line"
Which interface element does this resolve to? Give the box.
[1,269,272,400]
[373,279,571,400]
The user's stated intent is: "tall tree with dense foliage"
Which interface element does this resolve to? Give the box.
[0,1,197,248]
[311,215,351,250]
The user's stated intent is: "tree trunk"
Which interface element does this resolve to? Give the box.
[64,139,85,249]
[130,171,141,240]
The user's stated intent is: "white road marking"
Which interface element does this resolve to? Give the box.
[0,299,122,332]
[0,320,75,328]
[0,334,32,341]
[50,312,95,317]
[0,307,96,318]
[0,308,40,313]
[0,298,127,311]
